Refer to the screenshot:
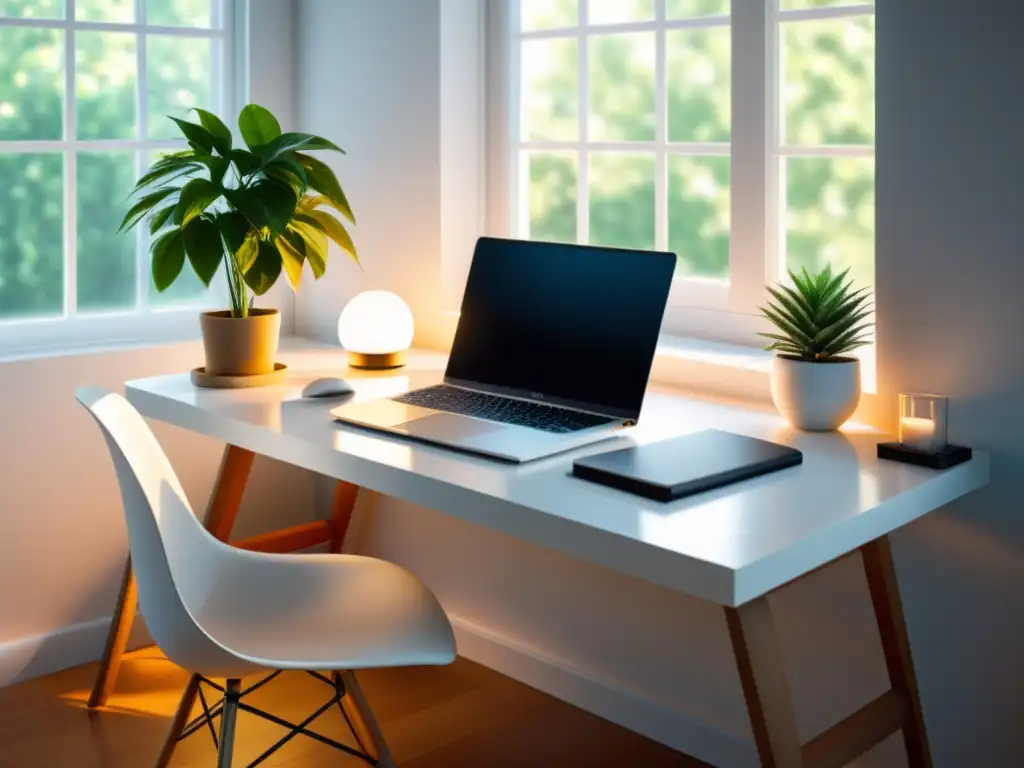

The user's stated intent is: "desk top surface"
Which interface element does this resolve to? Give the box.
[125,345,989,606]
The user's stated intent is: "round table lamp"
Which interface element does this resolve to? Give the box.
[337,290,414,369]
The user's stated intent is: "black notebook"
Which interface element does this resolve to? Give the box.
[572,429,803,502]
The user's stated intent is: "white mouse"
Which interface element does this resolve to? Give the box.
[301,377,355,399]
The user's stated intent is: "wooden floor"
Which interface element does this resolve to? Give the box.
[0,647,704,767]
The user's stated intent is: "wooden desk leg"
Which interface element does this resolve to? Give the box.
[87,445,255,709]
[328,481,361,554]
[725,596,803,768]
[202,445,256,542]
[86,559,137,708]
[862,536,933,768]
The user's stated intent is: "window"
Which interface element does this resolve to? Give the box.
[0,0,236,351]
[491,0,875,343]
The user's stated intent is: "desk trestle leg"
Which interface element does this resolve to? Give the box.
[727,534,932,768]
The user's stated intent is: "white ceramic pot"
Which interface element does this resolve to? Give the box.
[770,356,861,431]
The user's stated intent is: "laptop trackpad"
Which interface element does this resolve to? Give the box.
[400,413,506,440]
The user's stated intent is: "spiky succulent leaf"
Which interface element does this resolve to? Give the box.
[759,264,874,360]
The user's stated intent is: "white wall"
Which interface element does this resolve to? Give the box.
[874,1,1024,764]
[294,0,444,343]
[0,0,321,686]
[294,1,1024,766]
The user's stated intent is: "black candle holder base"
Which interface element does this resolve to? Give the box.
[877,442,972,469]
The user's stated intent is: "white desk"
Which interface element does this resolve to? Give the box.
[95,347,989,768]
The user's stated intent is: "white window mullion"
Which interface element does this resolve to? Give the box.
[728,0,772,314]
[135,0,149,312]
[576,0,589,245]
[654,0,668,253]
[62,0,77,318]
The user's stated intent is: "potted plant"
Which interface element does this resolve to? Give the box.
[759,265,873,431]
[119,103,358,378]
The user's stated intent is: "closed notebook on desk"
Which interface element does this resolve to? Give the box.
[572,429,803,501]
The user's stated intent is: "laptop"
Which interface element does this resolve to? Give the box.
[332,237,675,462]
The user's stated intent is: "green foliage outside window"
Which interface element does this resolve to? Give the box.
[522,0,875,287]
[0,0,217,319]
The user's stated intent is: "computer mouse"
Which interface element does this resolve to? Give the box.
[301,377,355,399]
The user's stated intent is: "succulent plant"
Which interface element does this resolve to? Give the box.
[759,265,872,361]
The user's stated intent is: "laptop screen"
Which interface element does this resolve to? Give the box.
[445,238,675,419]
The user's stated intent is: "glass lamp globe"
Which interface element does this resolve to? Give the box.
[337,290,414,369]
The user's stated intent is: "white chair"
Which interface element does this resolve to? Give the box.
[77,387,456,767]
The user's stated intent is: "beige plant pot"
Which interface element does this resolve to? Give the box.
[199,309,281,377]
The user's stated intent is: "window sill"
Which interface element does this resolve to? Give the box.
[0,308,208,365]
[650,334,774,403]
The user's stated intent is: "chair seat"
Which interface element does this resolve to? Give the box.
[188,551,456,676]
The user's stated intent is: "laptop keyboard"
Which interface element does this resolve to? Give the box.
[392,385,616,434]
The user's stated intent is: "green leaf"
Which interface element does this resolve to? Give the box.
[298,135,345,153]
[296,153,355,224]
[194,155,230,186]
[215,211,250,256]
[275,230,305,289]
[233,233,259,274]
[251,179,298,234]
[265,165,306,197]
[296,210,359,264]
[225,179,296,235]
[192,108,232,155]
[238,104,282,150]
[811,308,873,350]
[119,187,179,233]
[234,232,260,274]
[132,158,200,193]
[243,239,283,295]
[761,305,814,349]
[181,217,223,286]
[267,153,308,186]
[259,133,346,167]
[148,204,176,235]
[170,117,215,153]
[766,285,814,335]
[151,228,185,292]
[789,268,813,299]
[289,221,327,278]
[174,178,221,226]
[229,148,260,177]
[829,328,872,355]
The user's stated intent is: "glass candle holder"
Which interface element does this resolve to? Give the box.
[898,394,948,452]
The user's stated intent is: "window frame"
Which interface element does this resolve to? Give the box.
[485,0,875,346]
[0,0,243,358]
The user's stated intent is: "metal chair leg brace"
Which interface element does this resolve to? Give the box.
[175,671,378,767]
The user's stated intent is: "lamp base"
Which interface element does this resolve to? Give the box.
[877,442,972,469]
[346,350,407,370]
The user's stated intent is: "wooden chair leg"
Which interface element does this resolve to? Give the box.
[328,481,360,554]
[88,558,137,708]
[336,671,395,767]
[155,674,201,768]
[862,536,933,768]
[217,679,242,768]
[89,445,254,708]
[725,596,803,768]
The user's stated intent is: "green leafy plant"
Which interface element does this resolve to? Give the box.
[118,104,358,318]
[759,265,873,361]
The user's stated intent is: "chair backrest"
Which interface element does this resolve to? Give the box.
[77,386,236,671]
